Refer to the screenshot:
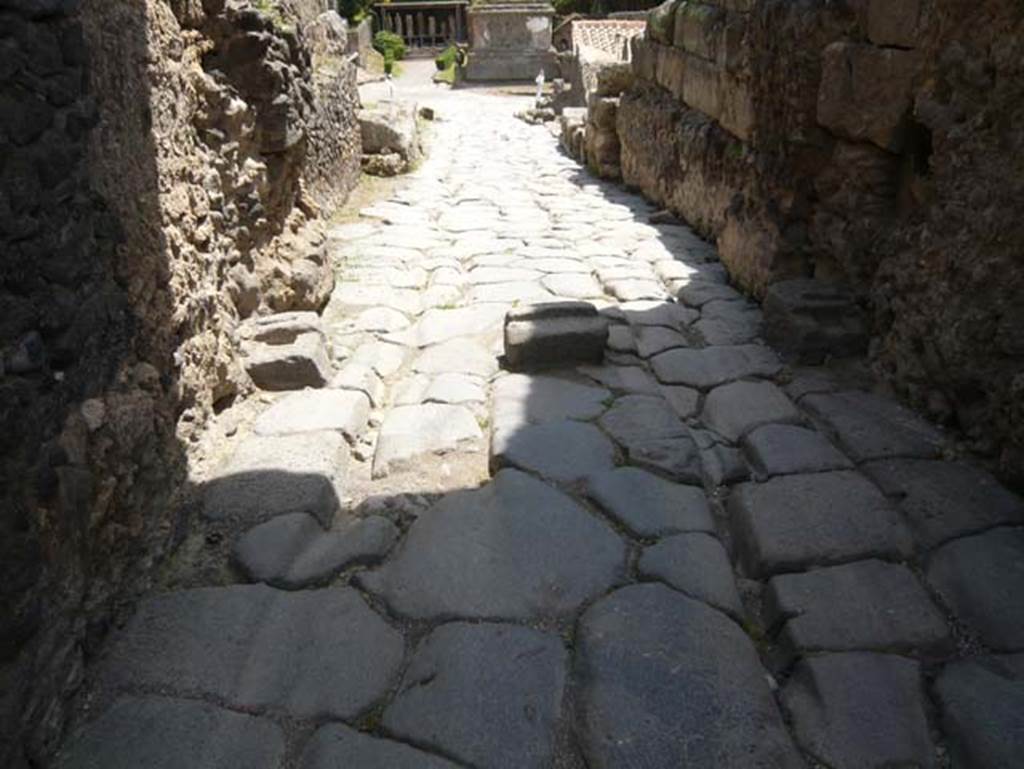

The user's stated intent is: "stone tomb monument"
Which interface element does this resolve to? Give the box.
[465,0,558,81]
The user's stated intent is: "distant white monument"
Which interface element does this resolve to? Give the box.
[464,0,557,81]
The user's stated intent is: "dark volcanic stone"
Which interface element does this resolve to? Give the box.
[491,419,616,484]
[95,585,403,719]
[927,527,1024,651]
[934,654,1024,769]
[504,301,609,369]
[54,695,285,769]
[359,470,625,620]
[575,584,802,768]
[782,653,934,769]
[802,390,944,462]
[728,471,913,577]
[863,458,1024,549]
[233,512,397,589]
[766,559,951,655]
[383,622,566,769]
[587,467,712,538]
[299,723,460,769]
[638,533,744,618]
[742,423,853,477]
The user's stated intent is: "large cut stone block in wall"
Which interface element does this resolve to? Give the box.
[656,44,688,101]
[817,42,920,153]
[647,0,681,45]
[674,2,725,61]
[849,0,921,48]
[631,36,657,81]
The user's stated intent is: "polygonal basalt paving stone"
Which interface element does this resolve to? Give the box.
[862,458,1024,549]
[586,466,712,538]
[412,338,499,377]
[373,403,483,478]
[54,696,286,769]
[491,372,610,432]
[331,362,386,407]
[95,585,404,720]
[701,380,802,442]
[728,471,914,577]
[927,528,1024,651]
[541,272,604,298]
[675,279,744,307]
[233,512,398,590]
[349,340,410,378]
[693,300,763,345]
[742,423,853,478]
[253,389,370,443]
[626,435,704,484]
[423,372,486,405]
[299,723,461,769]
[638,533,744,619]
[934,654,1024,769]
[802,390,945,462]
[765,559,951,656]
[575,584,802,769]
[383,623,567,769]
[358,470,625,620]
[491,419,616,484]
[469,280,553,305]
[781,653,935,769]
[651,345,783,389]
[577,363,660,394]
[598,394,687,449]
[620,299,699,329]
[635,325,689,358]
[401,304,510,347]
[203,432,348,527]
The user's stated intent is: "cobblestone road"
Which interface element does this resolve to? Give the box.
[56,78,1024,769]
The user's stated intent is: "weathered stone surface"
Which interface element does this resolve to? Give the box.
[353,305,410,333]
[359,102,420,160]
[598,394,687,448]
[651,344,782,388]
[606,324,637,353]
[626,435,704,484]
[635,325,689,357]
[331,361,386,406]
[491,372,609,432]
[862,459,1024,549]
[729,471,913,576]
[576,584,801,768]
[620,299,699,329]
[240,326,332,390]
[675,279,744,307]
[95,585,403,719]
[373,404,483,478]
[403,304,509,347]
[587,467,712,538]
[423,372,486,405]
[763,279,868,363]
[817,42,920,152]
[659,383,700,419]
[638,533,743,618]
[492,419,616,484]
[203,432,348,526]
[233,512,398,589]
[359,470,625,620]
[253,389,370,442]
[701,380,802,441]
[350,340,409,377]
[299,723,460,769]
[803,391,945,462]
[782,653,934,769]
[54,696,286,769]
[413,338,498,377]
[578,363,660,394]
[383,623,566,769]
[766,559,950,655]
[742,424,853,477]
[541,271,604,298]
[927,528,1024,651]
[934,655,1024,769]
[504,301,609,369]
[694,300,763,345]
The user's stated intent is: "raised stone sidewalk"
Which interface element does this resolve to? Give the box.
[56,83,1024,769]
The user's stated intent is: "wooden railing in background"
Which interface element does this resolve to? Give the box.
[374,1,470,53]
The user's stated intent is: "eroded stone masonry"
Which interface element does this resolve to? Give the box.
[2,0,1023,768]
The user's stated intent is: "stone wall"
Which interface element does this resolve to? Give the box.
[0,0,361,765]
[617,0,1024,482]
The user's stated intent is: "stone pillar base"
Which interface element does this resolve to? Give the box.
[465,50,558,81]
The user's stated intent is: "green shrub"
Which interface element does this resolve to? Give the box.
[337,0,374,22]
[373,30,407,68]
[435,45,458,71]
